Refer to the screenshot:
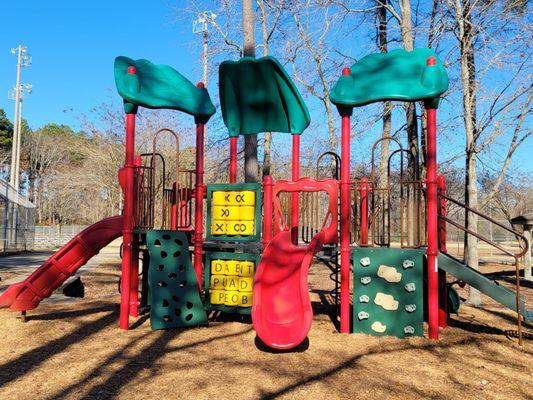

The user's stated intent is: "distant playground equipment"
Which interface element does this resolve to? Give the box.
[0,49,530,348]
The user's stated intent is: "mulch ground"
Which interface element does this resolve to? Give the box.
[0,260,531,400]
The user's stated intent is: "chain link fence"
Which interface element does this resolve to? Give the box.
[0,179,36,254]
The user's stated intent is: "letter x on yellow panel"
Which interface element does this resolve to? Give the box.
[206,183,262,242]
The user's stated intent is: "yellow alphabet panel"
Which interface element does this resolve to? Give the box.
[209,258,256,308]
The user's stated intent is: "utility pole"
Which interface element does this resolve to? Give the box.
[9,45,31,190]
[242,0,258,182]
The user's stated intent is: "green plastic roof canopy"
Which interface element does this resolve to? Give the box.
[219,56,310,136]
[114,56,216,118]
[329,48,448,108]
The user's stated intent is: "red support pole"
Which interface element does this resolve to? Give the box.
[194,82,206,290]
[262,175,273,247]
[291,134,300,244]
[128,155,142,318]
[171,182,178,230]
[425,56,439,340]
[437,174,448,328]
[229,136,238,183]
[120,106,136,329]
[339,68,352,334]
[360,177,368,245]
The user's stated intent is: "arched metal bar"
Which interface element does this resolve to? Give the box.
[151,128,180,230]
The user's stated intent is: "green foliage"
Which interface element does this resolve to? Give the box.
[0,109,13,148]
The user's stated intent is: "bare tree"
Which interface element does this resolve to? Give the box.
[446,0,531,304]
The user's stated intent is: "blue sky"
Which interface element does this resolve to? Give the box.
[0,1,205,130]
[0,1,530,174]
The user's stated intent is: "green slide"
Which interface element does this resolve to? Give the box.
[438,252,531,322]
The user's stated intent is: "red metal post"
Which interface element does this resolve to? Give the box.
[194,82,206,290]
[437,174,448,328]
[425,57,439,340]
[291,134,300,244]
[129,155,142,318]
[171,182,178,230]
[360,177,368,245]
[262,175,273,247]
[120,92,136,329]
[339,68,352,334]
[229,136,238,183]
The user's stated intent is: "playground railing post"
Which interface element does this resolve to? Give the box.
[291,134,300,244]
[437,174,447,328]
[360,177,369,245]
[229,136,238,183]
[262,175,273,247]
[339,67,352,334]
[194,83,207,290]
[425,57,439,339]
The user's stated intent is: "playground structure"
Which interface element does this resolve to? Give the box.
[0,49,530,349]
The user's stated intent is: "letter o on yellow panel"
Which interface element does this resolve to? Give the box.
[225,291,240,306]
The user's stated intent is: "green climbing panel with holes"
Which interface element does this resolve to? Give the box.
[146,230,207,330]
[352,247,425,338]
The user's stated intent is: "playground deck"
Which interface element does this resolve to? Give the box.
[0,257,531,400]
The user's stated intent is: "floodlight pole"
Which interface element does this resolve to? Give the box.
[14,99,23,189]
[202,31,208,85]
[9,45,23,188]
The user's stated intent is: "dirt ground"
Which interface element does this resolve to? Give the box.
[0,258,531,400]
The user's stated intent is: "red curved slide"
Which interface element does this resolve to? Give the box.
[252,230,325,350]
[0,216,123,311]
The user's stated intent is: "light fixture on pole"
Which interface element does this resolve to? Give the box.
[192,11,216,84]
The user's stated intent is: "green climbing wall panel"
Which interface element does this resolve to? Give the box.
[352,247,424,338]
[147,230,207,330]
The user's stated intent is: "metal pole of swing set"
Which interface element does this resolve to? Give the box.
[425,56,439,339]
[339,68,352,334]
[194,82,206,288]
[119,65,137,329]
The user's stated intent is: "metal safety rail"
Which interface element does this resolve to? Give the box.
[350,136,424,249]
[438,191,529,345]
[134,128,195,231]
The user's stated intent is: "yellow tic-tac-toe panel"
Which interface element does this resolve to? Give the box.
[210,188,257,237]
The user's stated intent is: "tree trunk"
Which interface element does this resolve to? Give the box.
[242,0,259,182]
[399,0,419,246]
[455,0,481,305]
[258,0,272,178]
[377,2,392,244]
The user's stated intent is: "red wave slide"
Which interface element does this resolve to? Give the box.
[252,177,338,350]
[0,216,123,311]
[252,230,325,350]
